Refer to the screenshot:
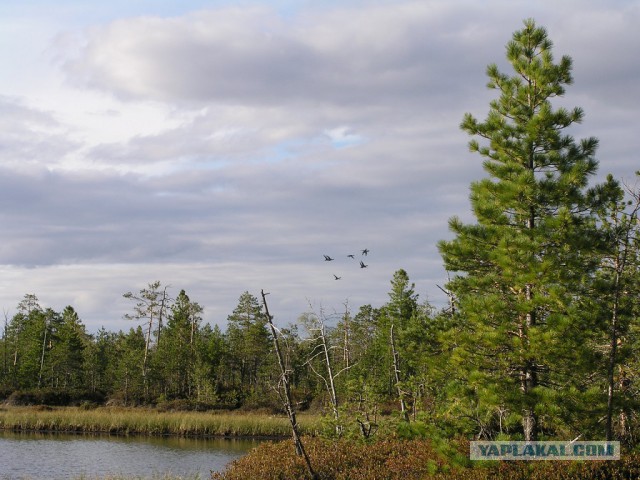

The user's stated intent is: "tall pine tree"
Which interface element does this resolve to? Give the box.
[438,19,619,440]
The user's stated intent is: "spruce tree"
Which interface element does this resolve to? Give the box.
[438,19,619,440]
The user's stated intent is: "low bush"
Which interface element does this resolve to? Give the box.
[212,437,640,480]
[211,437,456,480]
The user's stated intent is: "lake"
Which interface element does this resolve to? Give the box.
[0,431,261,479]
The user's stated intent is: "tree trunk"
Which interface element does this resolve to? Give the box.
[606,264,621,442]
[38,321,48,388]
[342,309,350,369]
[319,323,340,433]
[390,324,409,422]
[261,290,317,480]
[143,315,153,380]
[520,283,538,442]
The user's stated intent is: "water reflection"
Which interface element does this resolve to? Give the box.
[0,431,259,479]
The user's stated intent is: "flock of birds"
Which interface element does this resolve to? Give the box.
[323,249,369,280]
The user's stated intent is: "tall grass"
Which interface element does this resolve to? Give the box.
[0,406,321,438]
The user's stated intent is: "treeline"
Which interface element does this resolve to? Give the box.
[0,276,438,413]
[0,287,286,410]
[2,19,640,451]
[0,275,429,419]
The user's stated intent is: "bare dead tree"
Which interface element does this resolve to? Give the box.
[156,284,171,346]
[301,307,355,435]
[123,281,170,383]
[261,290,317,480]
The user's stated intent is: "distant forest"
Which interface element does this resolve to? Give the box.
[2,19,640,447]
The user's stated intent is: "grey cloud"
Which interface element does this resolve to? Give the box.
[0,97,78,167]
[551,5,640,111]
[60,3,500,108]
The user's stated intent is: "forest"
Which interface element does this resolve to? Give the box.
[2,19,640,452]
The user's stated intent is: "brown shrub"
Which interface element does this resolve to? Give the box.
[212,437,640,480]
[212,437,457,480]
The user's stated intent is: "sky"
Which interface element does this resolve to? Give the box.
[0,0,639,333]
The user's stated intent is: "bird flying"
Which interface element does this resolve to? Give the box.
[334,274,342,280]
[361,249,369,256]
[360,261,368,268]
[347,254,355,259]
[324,255,334,261]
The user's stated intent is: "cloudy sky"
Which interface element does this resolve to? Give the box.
[0,0,638,333]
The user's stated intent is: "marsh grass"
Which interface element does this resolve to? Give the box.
[0,406,321,438]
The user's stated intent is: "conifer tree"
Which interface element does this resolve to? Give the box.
[438,19,619,440]
[591,177,640,441]
[50,306,88,389]
[5,295,46,389]
[155,289,203,399]
[381,269,419,420]
[113,327,146,405]
[225,292,271,391]
[83,327,116,394]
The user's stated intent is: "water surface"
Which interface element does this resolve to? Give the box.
[0,431,259,479]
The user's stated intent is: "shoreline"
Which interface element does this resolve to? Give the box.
[0,427,290,440]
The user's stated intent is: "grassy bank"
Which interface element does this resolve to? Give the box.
[0,406,321,438]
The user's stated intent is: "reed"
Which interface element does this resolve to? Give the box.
[0,406,321,438]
